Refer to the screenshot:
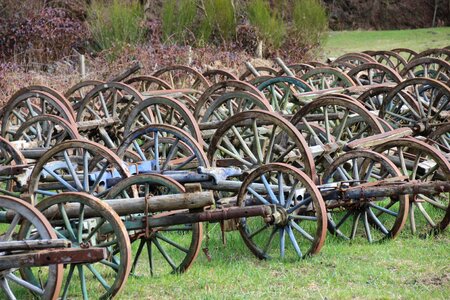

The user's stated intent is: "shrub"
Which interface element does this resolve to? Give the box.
[87,0,145,51]
[292,0,328,48]
[200,0,237,43]
[247,0,287,49]
[161,0,197,44]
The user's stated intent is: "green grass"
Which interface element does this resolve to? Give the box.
[322,27,450,58]
[121,228,450,299]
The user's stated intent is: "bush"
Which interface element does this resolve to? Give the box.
[292,0,328,47]
[87,0,145,51]
[161,0,197,44]
[200,0,237,43]
[247,0,287,49]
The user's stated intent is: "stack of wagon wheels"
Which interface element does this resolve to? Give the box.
[0,47,448,299]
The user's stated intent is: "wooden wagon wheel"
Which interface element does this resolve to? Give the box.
[428,123,450,155]
[331,52,376,72]
[0,195,63,300]
[322,150,409,242]
[64,80,104,108]
[28,139,131,204]
[239,66,278,81]
[301,67,356,90]
[364,50,408,72]
[76,82,147,147]
[347,62,403,85]
[117,124,210,172]
[123,75,173,94]
[207,110,316,182]
[202,69,238,84]
[22,192,131,299]
[391,48,417,62]
[1,91,76,140]
[276,63,315,77]
[374,138,450,235]
[123,96,202,143]
[152,65,211,92]
[237,163,327,260]
[105,174,202,276]
[400,57,450,82]
[256,76,313,114]
[379,78,450,134]
[414,48,450,62]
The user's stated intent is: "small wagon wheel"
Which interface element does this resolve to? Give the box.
[347,62,403,85]
[124,75,173,94]
[194,80,265,119]
[1,91,76,140]
[28,139,131,204]
[322,150,409,242]
[400,57,450,82]
[356,86,393,111]
[276,63,315,77]
[11,114,80,160]
[290,96,384,174]
[331,52,376,72]
[256,76,313,114]
[64,80,104,108]
[239,66,278,81]
[301,67,356,90]
[365,50,408,72]
[207,110,316,182]
[152,65,211,92]
[0,195,62,300]
[76,82,147,147]
[379,78,450,133]
[237,163,327,259]
[123,96,202,143]
[117,124,210,172]
[21,192,131,299]
[428,123,450,155]
[374,138,450,235]
[391,48,418,62]
[105,174,202,276]
[202,69,238,84]
[414,48,450,62]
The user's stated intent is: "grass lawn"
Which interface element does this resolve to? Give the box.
[122,229,450,299]
[322,27,450,59]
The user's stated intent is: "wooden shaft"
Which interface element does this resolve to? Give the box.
[0,239,70,252]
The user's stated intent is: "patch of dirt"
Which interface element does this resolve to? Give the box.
[418,273,450,287]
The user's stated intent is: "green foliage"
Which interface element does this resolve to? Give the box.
[247,0,287,49]
[87,0,145,51]
[201,0,237,42]
[161,0,197,44]
[292,0,328,47]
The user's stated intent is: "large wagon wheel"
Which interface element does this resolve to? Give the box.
[11,115,81,160]
[152,65,211,92]
[400,57,450,82]
[64,80,104,108]
[1,91,76,140]
[347,62,403,86]
[256,76,313,114]
[391,48,417,62]
[124,75,173,93]
[28,139,131,204]
[117,124,210,172]
[365,50,408,72]
[301,67,356,90]
[414,48,450,62]
[374,138,450,235]
[207,110,316,181]
[123,96,202,143]
[105,174,202,276]
[0,195,62,300]
[239,66,278,81]
[322,150,408,242]
[21,192,131,300]
[276,63,315,77]
[379,78,450,134]
[237,163,327,260]
[290,96,384,174]
[202,69,238,84]
[194,80,265,120]
[76,82,147,147]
